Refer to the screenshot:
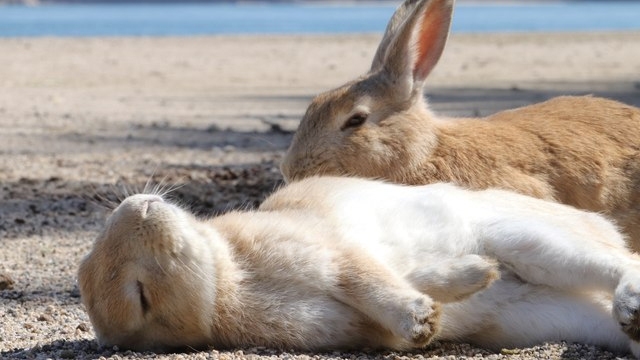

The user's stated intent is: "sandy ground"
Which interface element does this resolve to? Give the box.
[1,31,640,359]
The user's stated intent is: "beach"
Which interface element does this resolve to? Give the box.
[1,31,640,359]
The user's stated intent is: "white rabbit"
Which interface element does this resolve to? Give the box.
[80,176,640,357]
[280,0,640,250]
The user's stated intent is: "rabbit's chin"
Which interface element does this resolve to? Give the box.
[79,194,217,352]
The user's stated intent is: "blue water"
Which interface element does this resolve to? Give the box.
[0,2,639,37]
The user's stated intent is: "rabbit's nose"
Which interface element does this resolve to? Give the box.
[131,194,164,207]
[141,196,164,216]
[117,194,164,217]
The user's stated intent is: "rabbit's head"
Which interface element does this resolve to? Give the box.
[78,194,218,352]
[282,0,454,182]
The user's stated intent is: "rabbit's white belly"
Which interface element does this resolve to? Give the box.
[330,181,483,273]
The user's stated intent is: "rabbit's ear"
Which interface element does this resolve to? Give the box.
[375,0,454,96]
[370,0,421,72]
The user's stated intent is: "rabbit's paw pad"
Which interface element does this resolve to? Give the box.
[614,281,640,341]
[398,297,440,347]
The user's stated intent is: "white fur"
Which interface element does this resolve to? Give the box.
[262,177,640,355]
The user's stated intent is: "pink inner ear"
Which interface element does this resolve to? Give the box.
[414,2,448,81]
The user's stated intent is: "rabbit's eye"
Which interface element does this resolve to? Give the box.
[342,113,368,130]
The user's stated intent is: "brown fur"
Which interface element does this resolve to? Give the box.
[281,0,640,250]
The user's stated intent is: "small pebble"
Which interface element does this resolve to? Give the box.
[37,314,54,322]
[0,273,15,290]
[59,349,76,359]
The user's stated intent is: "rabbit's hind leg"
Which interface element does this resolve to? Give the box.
[440,279,633,356]
[480,211,640,343]
[481,213,640,292]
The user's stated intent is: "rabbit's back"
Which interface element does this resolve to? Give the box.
[428,96,639,203]
[418,96,640,246]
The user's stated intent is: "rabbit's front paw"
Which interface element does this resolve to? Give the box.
[614,279,640,341]
[396,296,441,347]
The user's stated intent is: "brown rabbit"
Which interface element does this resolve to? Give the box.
[281,0,640,250]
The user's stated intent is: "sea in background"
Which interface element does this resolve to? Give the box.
[0,2,639,37]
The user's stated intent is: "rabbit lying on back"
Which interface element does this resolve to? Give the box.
[280,0,640,250]
[79,176,640,356]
